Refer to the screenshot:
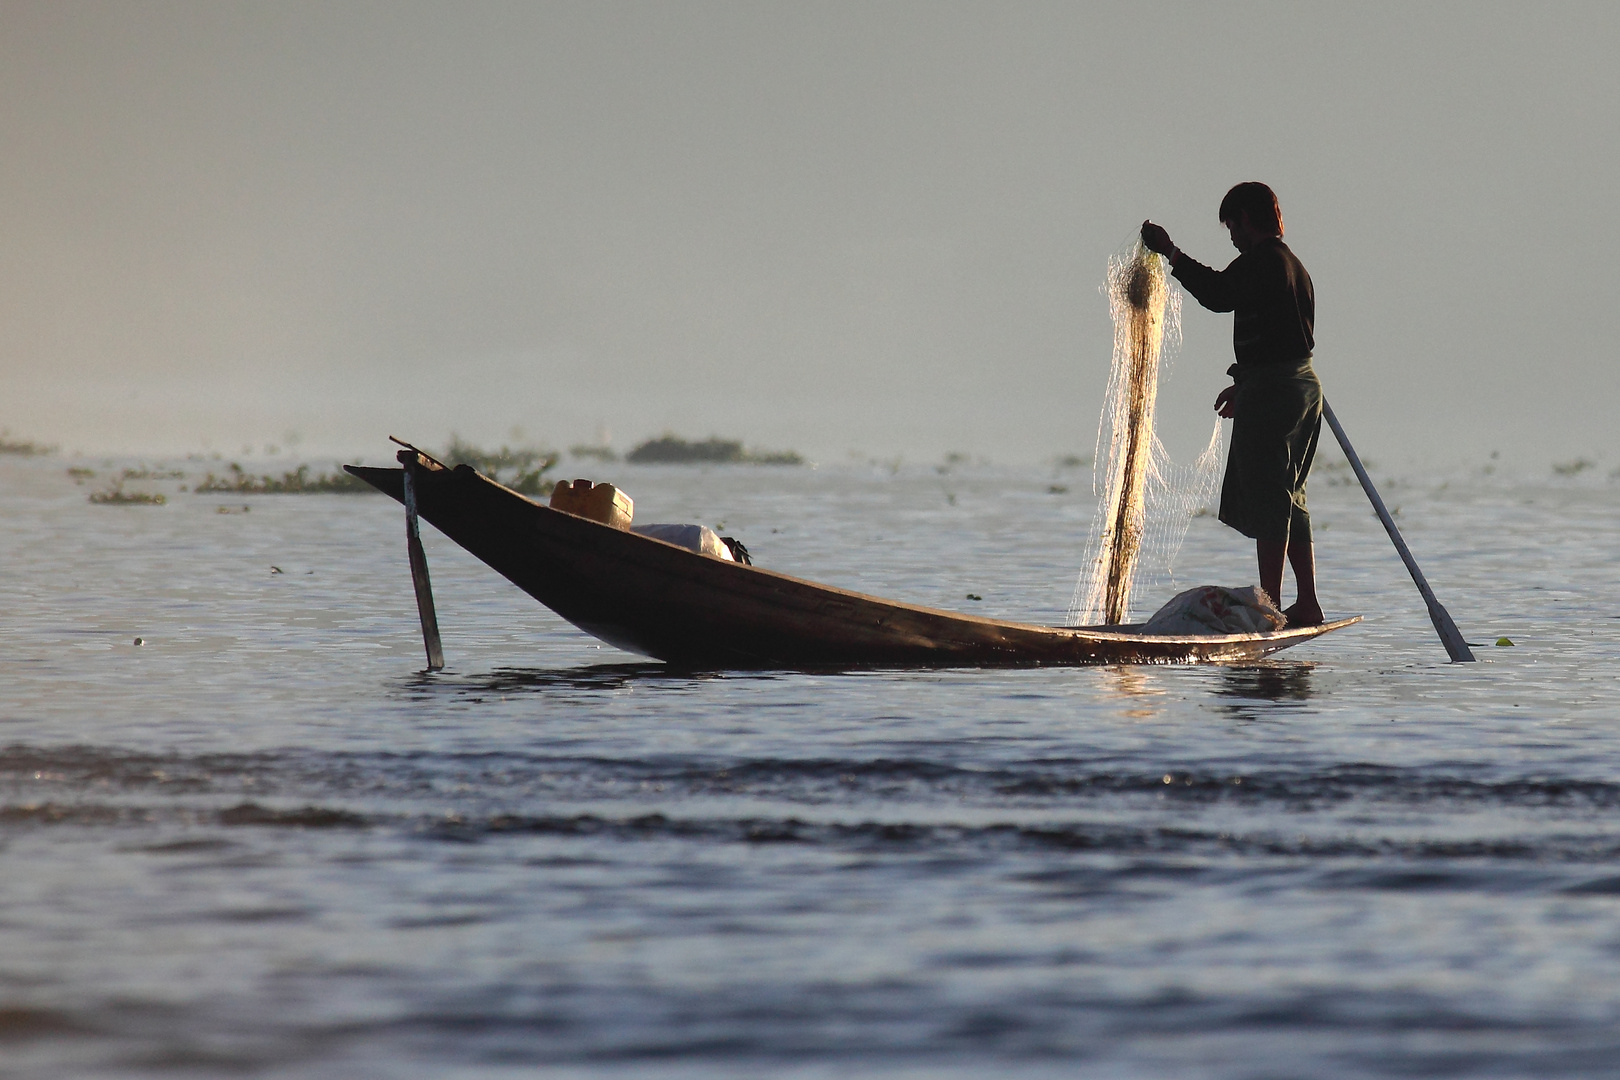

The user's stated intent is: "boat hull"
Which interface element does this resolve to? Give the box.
[346,463,1359,669]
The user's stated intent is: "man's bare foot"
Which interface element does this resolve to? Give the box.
[1283,601,1324,627]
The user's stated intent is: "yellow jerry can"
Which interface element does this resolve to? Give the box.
[548,479,634,530]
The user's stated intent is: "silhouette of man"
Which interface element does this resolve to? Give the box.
[1141,182,1323,626]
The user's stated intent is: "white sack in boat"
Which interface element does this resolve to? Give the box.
[1140,585,1284,635]
[631,523,735,561]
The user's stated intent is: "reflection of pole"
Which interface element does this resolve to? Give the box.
[1320,400,1474,663]
[398,450,445,671]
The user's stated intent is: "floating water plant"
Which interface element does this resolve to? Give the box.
[1311,455,1363,487]
[440,437,559,494]
[89,486,166,505]
[627,435,802,465]
[0,430,55,455]
[1553,458,1594,477]
[193,463,375,494]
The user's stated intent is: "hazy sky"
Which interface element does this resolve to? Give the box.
[3,1,1616,465]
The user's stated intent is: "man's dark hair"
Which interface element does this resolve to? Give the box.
[1219,182,1284,237]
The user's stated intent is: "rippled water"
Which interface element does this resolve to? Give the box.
[3,452,1618,1078]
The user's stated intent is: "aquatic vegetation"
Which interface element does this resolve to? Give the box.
[193,463,375,494]
[1553,458,1594,477]
[0,430,55,455]
[1311,456,1364,487]
[440,437,559,494]
[628,436,745,464]
[89,486,166,505]
[627,435,803,465]
[83,462,190,502]
[569,444,620,463]
[1053,454,1092,469]
[442,437,557,474]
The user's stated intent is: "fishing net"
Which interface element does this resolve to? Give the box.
[1068,240,1223,626]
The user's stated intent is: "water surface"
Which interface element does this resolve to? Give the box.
[2,453,1617,1078]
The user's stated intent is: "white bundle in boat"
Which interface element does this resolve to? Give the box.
[1140,585,1284,635]
[632,523,735,561]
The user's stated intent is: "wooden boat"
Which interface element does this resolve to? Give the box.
[345,458,1359,669]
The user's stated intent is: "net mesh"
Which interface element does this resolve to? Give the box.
[1068,240,1223,626]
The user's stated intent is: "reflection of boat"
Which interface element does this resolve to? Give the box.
[345,458,1360,669]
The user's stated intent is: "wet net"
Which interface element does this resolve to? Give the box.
[1068,241,1223,626]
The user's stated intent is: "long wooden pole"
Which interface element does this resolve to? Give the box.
[398,450,445,671]
[1320,400,1474,662]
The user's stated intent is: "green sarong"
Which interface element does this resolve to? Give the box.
[1218,358,1322,543]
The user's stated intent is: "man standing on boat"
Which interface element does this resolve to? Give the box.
[1140,182,1324,626]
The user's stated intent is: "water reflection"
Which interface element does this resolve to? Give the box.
[1216,661,1317,704]
[1101,665,1166,718]
[465,663,708,695]
[387,662,695,702]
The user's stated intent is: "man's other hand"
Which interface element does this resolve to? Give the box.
[1140,220,1174,256]
[1214,384,1237,418]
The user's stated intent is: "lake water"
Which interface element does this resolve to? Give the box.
[3,450,1618,1078]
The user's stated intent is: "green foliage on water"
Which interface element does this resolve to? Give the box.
[0,430,55,456]
[89,487,166,505]
[1311,454,1370,487]
[194,463,374,495]
[627,435,802,465]
[440,437,559,494]
[1553,458,1594,477]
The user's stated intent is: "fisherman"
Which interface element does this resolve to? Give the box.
[1140,182,1323,626]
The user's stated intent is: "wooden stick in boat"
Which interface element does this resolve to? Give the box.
[397,449,446,671]
[389,435,450,472]
[1320,400,1474,662]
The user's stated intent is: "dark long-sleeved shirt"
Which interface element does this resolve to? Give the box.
[1172,237,1314,367]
